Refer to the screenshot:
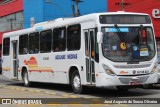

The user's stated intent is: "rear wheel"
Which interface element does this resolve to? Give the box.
[71,70,84,94]
[22,70,30,87]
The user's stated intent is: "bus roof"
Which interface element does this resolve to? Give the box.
[3,11,149,38]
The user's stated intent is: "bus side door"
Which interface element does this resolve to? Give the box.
[84,28,99,85]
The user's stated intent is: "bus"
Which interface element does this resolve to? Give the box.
[1,11,158,93]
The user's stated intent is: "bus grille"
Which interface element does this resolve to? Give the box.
[119,76,149,84]
[114,64,151,69]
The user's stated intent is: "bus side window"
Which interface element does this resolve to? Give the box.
[3,38,10,56]
[67,24,81,51]
[53,27,66,52]
[40,30,52,53]
[19,34,28,55]
[29,32,39,54]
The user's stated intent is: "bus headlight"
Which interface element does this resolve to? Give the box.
[102,64,116,76]
[151,63,158,74]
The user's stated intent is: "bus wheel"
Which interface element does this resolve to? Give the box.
[23,70,30,87]
[71,71,83,94]
[142,84,153,89]
[116,86,129,92]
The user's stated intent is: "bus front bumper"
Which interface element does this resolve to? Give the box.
[96,72,158,87]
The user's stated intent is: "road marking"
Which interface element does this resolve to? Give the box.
[62,94,70,97]
[47,104,62,106]
[69,95,78,98]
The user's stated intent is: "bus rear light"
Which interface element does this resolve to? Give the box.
[102,64,116,76]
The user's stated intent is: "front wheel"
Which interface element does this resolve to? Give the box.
[71,71,84,94]
[142,84,153,89]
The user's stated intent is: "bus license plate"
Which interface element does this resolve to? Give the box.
[129,81,140,85]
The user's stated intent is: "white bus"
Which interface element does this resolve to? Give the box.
[1,11,158,93]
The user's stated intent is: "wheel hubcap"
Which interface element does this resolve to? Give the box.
[73,76,81,89]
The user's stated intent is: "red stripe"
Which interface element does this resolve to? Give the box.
[28,70,53,72]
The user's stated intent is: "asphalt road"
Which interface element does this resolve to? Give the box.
[1,75,160,107]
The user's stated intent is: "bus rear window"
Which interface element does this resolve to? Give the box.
[99,15,151,24]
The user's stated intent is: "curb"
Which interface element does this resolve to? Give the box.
[1,85,79,98]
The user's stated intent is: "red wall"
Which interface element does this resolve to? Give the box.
[0,0,23,16]
[108,0,160,38]
[0,32,4,44]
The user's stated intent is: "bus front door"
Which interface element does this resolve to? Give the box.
[84,29,96,85]
[12,40,18,79]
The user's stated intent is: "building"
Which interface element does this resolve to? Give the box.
[0,0,23,44]
[23,0,107,28]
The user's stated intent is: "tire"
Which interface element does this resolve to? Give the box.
[71,70,84,94]
[22,70,30,87]
[142,84,153,89]
[116,86,129,92]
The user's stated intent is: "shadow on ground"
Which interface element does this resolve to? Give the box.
[6,82,160,98]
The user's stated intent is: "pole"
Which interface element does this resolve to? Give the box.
[75,0,79,17]
[122,0,124,11]
[7,18,16,30]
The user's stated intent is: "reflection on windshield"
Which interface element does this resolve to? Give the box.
[102,27,155,62]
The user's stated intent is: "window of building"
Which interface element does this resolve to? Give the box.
[0,0,15,5]
[19,34,28,55]
[0,11,23,32]
[29,32,39,54]
[67,24,81,51]
[40,30,52,53]
[53,27,66,52]
[3,38,10,56]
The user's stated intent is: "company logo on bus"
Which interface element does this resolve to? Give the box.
[133,70,149,74]
[24,57,38,67]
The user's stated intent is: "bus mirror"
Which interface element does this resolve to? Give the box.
[97,32,103,44]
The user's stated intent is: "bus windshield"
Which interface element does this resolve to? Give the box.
[102,27,155,62]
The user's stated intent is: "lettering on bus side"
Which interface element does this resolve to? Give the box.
[43,57,49,60]
[55,54,77,60]
[67,54,77,59]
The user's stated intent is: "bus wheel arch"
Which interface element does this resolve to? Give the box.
[21,67,30,87]
[69,66,85,94]
[69,66,79,85]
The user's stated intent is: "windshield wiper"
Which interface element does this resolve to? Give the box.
[114,24,125,42]
[139,25,144,45]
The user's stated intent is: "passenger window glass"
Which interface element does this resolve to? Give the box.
[29,32,39,54]
[53,27,66,52]
[40,30,52,53]
[19,34,28,55]
[67,24,81,51]
[3,38,10,56]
